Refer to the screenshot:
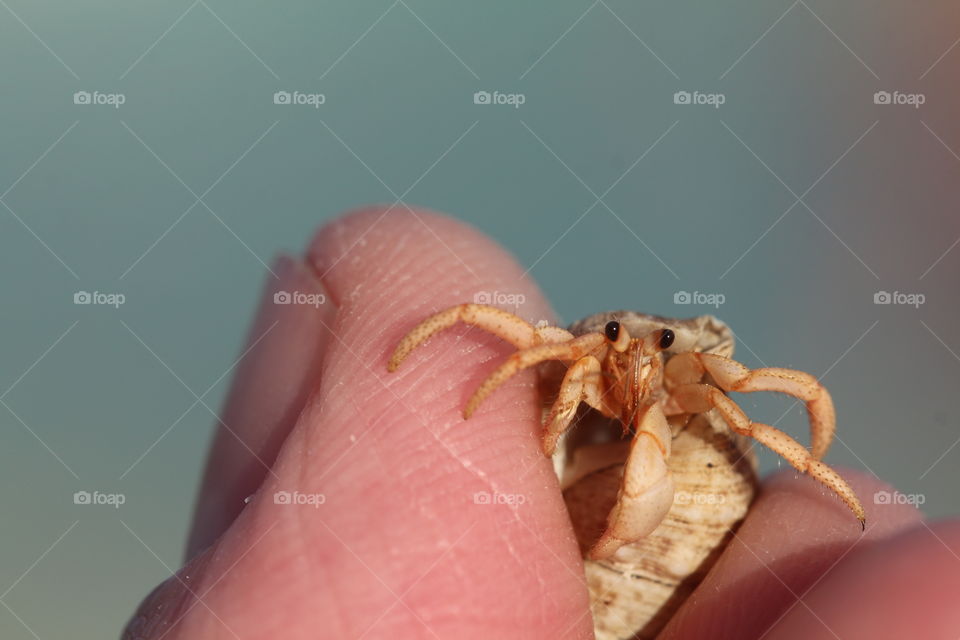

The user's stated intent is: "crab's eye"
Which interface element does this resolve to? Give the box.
[604,321,620,342]
[659,329,675,350]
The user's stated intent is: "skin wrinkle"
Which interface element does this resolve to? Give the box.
[370,311,550,514]
[300,296,424,480]
[411,402,544,541]
[363,325,536,497]
[325,230,440,311]
[515,520,578,625]
[380,456,524,632]
[317,273,558,581]
[253,269,374,640]
[308,494,411,638]
[364,271,575,627]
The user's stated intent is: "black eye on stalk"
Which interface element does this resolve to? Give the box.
[659,329,675,350]
[604,321,620,342]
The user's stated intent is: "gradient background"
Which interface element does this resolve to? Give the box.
[1,2,959,638]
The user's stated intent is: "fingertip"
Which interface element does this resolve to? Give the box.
[765,520,960,639]
[186,253,335,559]
[294,206,592,637]
[659,467,923,640]
[760,466,922,535]
[138,208,594,639]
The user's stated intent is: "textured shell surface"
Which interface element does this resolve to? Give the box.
[546,312,758,640]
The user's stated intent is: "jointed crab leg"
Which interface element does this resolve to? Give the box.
[668,382,864,524]
[664,352,836,459]
[464,334,605,418]
[590,403,675,560]
[542,356,605,456]
[387,303,574,372]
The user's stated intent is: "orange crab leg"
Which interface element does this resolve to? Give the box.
[387,303,573,372]
[464,334,605,418]
[665,352,836,459]
[668,382,864,525]
[542,355,606,456]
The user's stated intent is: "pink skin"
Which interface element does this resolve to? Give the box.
[124,207,960,640]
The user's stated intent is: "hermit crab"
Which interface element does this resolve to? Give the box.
[388,304,865,562]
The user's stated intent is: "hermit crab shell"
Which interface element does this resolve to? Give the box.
[543,312,759,639]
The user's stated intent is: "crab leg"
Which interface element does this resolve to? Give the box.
[542,356,605,456]
[589,402,675,560]
[387,303,574,372]
[669,382,864,524]
[464,334,605,418]
[664,352,835,459]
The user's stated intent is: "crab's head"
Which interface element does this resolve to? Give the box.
[601,319,675,423]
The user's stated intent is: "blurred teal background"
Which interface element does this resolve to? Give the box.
[2,2,959,637]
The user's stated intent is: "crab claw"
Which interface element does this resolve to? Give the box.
[589,403,675,560]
